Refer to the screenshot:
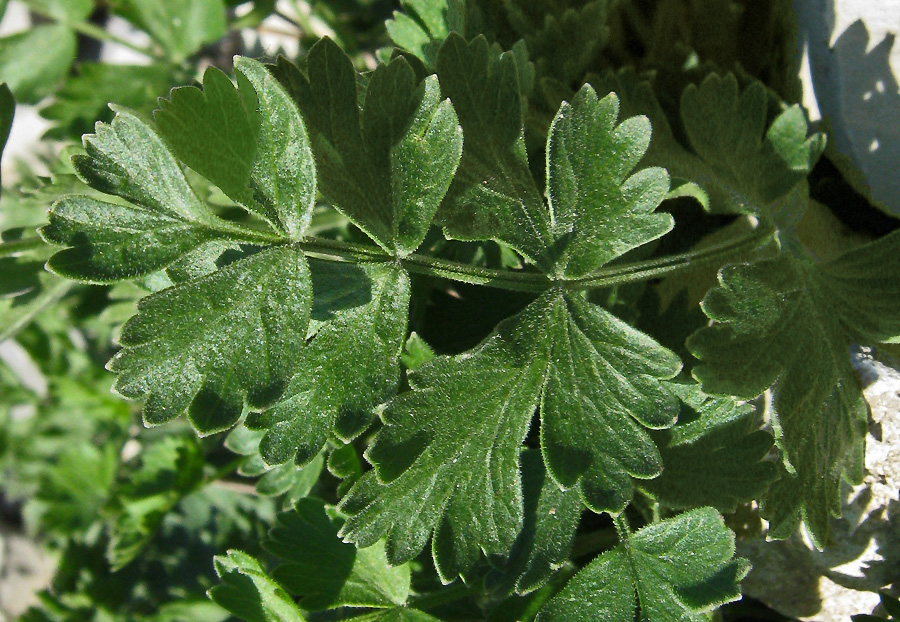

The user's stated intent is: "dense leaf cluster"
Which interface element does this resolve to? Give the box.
[1,1,899,621]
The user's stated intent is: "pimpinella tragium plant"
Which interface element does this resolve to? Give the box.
[2,0,900,620]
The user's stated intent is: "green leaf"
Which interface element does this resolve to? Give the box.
[0,244,71,343]
[41,109,252,281]
[349,609,443,622]
[688,231,900,544]
[265,498,411,610]
[22,0,93,21]
[341,290,678,579]
[42,195,223,282]
[106,435,206,570]
[545,84,672,278]
[540,292,681,513]
[210,550,306,622]
[386,0,451,67]
[0,82,13,180]
[340,294,554,579]
[588,71,824,223]
[25,443,118,537]
[505,0,607,86]
[536,508,748,621]
[435,34,551,266]
[248,264,410,466]
[258,452,324,499]
[0,24,76,103]
[677,74,824,218]
[109,245,312,435]
[40,63,178,139]
[112,0,227,61]
[485,450,582,596]
[641,383,778,513]
[154,67,261,210]
[272,41,462,254]
[234,57,317,239]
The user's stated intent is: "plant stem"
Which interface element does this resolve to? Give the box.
[292,218,776,293]
[27,7,166,62]
[613,514,631,543]
[10,217,775,294]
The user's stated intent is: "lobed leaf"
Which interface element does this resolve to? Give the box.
[536,508,748,621]
[540,292,681,513]
[210,550,306,622]
[248,264,410,467]
[272,40,462,254]
[641,383,778,513]
[341,290,679,580]
[545,84,672,278]
[154,67,261,212]
[340,294,555,580]
[485,450,582,596]
[110,245,312,435]
[435,34,551,266]
[688,231,900,544]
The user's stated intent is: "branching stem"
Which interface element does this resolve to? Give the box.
[10,217,775,293]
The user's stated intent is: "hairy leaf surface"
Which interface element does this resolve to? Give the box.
[249,264,410,467]
[210,550,306,622]
[642,383,778,513]
[272,40,462,254]
[536,508,748,621]
[110,245,311,435]
[41,108,250,281]
[435,34,551,265]
[341,290,679,579]
[546,84,672,278]
[689,231,900,543]
[485,450,582,596]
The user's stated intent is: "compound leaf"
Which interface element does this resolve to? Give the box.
[339,294,555,580]
[249,264,410,467]
[109,245,312,435]
[536,508,748,622]
[42,108,258,281]
[688,230,900,544]
[272,40,462,254]
[641,383,778,513]
[546,83,672,278]
[210,550,306,622]
[435,34,551,266]
[265,498,411,610]
[341,289,679,580]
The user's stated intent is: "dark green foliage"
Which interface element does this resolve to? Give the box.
[2,2,898,622]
